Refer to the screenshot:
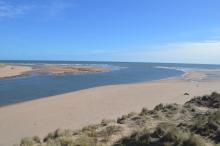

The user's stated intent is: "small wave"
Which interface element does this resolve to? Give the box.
[13,63,125,71]
[155,66,220,73]
[155,66,188,72]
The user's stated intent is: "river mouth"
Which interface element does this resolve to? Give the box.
[1,61,220,106]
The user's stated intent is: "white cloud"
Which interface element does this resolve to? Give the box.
[127,40,220,64]
[54,40,220,64]
[0,0,32,17]
[0,0,73,18]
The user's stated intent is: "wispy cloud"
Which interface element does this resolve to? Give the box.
[76,40,220,64]
[0,0,74,18]
[122,40,220,64]
[0,0,32,17]
[49,40,220,64]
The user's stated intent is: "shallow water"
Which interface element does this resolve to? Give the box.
[0,61,220,106]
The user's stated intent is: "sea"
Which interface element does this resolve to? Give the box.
[1,60,220,106]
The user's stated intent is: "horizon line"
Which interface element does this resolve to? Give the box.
[1,59,220,66]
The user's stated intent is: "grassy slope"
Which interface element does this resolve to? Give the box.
[16,93,220,146]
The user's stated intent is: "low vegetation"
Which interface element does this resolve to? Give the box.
[0,63,6,67]
[15,92,220,146]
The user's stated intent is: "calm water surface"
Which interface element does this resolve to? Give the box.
[0,61,220,106]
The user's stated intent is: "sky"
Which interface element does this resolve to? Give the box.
[0,0,220,64]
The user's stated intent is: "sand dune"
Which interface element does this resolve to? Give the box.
[0,72,220,145]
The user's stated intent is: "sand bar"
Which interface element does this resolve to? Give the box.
[0,71,220,145]
[0,64,109,80]
[0,65,32,79]
[31,65,110,75]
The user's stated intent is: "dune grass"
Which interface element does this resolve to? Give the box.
[15,92,220,146]
[0,63,6,68]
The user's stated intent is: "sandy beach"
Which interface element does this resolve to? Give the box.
[0,65,32,79]
[0,71,220,146]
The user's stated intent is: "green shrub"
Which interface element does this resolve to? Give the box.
[33,135,41,143]
[99,125,122,142]
[58,137,74,146]
[0,63,6,67]
[133,128,151,145]
[55,129,73,137]
[182,135,206,146]
[44,129,73,142]
[20,137,35,146]
[82,125,99,138]
[117,112,137,124]
[82,125,98,133]
[127,112,137,118]
[44,132,55,142]
[140,107,148,116]
[101,119,115,126]
[186,92,220,108]
[45,136,96,146]
[163,127,190,143]
[151,122,173,138]
[210,110,220,125]
[46,139,61,146]
[113,128,151,146]
[117,115,127,124]
[74,135,96,146]
[105,125,121,135]
[154,103,164,111]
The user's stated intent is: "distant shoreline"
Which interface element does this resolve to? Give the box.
[0,63,110,80]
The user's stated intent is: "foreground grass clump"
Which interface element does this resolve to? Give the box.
[19,136,41,146]
[98,125,122,142]
[74,135,97,146]
[182,135,206,146]
[20,138,35,146]
[0,63,6,67]
[16,92,220,146]
[45,135,97,146]
[115,124,205,146]
[43,134,97,146]
[114,128,152,146]
[44,129,73,142]
[186,92,220,108]
[190,109,220,143]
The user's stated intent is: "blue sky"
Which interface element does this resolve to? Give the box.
[0,0,220,64]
